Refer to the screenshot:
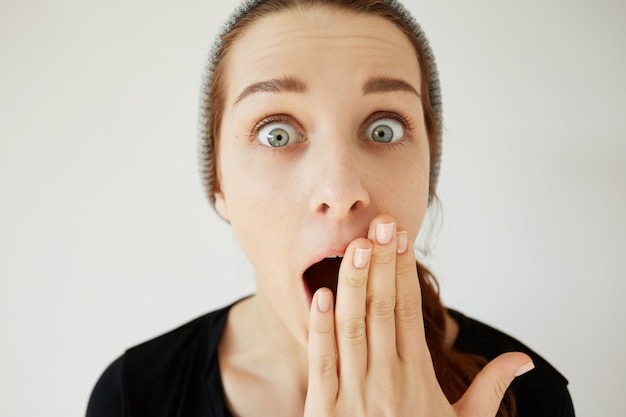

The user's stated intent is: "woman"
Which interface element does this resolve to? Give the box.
[87,0,574,416]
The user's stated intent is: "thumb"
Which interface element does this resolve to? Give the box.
[453,352,534,417]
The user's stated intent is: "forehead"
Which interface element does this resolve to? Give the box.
[224,7,422,101]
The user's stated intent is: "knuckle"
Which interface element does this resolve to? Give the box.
[395,296,422,323]
[395,258,416,277]
[368,296,396,320]
[314,353,337,377]
[493,378,510,401]
[312,320,334,335]
[344,272,367,288]
[340,317,366,340]
[372,249,395,265]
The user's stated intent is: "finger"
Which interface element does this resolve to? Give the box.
[394,228,425,362]
[334,239,372,384]
[453,352,534,417]
[365,215,398,364]
[306,288,338,413]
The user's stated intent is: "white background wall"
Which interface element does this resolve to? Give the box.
[1,0,624,416]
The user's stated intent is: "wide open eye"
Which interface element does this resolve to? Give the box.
[365,118,405,143]
[257,123,299,147]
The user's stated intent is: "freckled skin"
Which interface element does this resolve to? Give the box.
[216,8,429,352]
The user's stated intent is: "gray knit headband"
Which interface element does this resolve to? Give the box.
[198,0,442,207]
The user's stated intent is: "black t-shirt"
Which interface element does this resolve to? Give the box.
[86,304,575,417]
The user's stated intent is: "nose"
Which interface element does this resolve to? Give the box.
[307,138,370,219]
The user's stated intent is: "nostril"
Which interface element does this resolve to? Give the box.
[350,200,363,212]
[318,200,363,216]
[316,198,367,217]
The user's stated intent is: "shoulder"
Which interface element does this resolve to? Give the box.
[124,306,229,373]
[86,356,125,417]
[449,309,575,417]
[86,305,232,417]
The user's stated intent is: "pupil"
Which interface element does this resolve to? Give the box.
[268,128,289,147]
[372,125,393,143]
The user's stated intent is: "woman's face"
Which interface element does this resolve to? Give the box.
[215,7,430,345]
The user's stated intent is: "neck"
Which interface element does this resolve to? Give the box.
[221,293,309,398]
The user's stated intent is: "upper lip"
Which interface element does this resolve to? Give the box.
[299,224,371,275]
[301,246,346,276]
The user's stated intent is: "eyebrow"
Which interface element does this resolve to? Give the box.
[362,76,420,97]
[235,75,308,105]
[234,74,419,105]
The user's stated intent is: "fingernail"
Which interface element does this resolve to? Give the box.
[353,247,372,268]
[317,290,331,313]
[396,231,408,254]
[376,222,394,244]
[514,361,535,377]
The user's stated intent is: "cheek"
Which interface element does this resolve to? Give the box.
[218,149,303,265]
[373,154,429,238]
[392,181,428,238]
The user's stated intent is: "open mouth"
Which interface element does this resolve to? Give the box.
[303,257,343,305]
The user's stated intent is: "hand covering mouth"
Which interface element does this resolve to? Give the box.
[303,257,343,304]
